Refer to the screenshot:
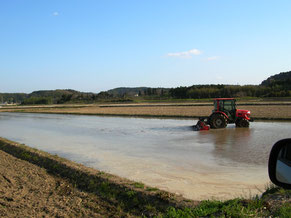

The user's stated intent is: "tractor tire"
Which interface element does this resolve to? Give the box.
[210,114,227,129]
[235,119,242,127]
[236,118,249,128]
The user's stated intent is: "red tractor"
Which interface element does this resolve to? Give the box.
[194,98,253,130]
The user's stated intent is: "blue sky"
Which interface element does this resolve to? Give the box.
[1,0,291,93]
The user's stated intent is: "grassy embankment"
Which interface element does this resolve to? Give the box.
[0,137,290,217]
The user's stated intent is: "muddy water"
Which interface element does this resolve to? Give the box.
[0,112,290,200]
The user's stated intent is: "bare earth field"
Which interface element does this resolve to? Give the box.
[1,103,291,120]
[0,150,124,217]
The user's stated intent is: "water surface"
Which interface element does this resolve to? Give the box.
[0,112,290,200]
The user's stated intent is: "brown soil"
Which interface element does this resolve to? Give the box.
[0,150,125,217]
[1,103,291,120]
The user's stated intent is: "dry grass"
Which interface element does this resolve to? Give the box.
[1,104,291,119]
[241,105,291,119]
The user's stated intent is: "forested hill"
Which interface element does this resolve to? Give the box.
[29,89,80,98]
[0,93,27,104]
[0,89,100,105]
[261,71,291,87]
[166,70,291,99]
[107,87,149,96]
[161,71,291,99]
[22,89,100,105]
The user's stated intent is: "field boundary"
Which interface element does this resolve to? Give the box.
[99,102,291,108]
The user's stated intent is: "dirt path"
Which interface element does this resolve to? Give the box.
[0,150,124,217]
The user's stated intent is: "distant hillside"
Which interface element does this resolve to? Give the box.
[107,87,149,97]
[1,70,291,105]
[261,71,291,87]
[29,89,80,98]
[107,87,171,98]
[23,89,100,105]
[0,89,106,105]
[0,93,28,104]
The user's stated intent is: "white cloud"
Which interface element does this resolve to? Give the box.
[52,12,59,16]
[167,49,202,58]
[206,56,220,61]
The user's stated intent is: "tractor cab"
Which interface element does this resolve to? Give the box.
[213,98,237,123]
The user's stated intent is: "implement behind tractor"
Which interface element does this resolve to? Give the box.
[193,98,253,130]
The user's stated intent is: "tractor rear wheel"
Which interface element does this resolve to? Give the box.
[210,114,227,129]
[236,118,249,128]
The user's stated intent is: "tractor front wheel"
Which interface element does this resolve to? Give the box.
[236,118,249,128]
[210,114,227,129]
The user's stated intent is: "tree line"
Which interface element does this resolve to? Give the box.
[141,71,291,99]
[1,71,291,105]
[167,84,291,99]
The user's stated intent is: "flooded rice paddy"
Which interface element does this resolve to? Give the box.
[0,112,290,200]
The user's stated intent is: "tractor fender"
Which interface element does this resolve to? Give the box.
[211,111,229,120]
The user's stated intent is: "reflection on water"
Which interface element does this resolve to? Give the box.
[0,112,290,200]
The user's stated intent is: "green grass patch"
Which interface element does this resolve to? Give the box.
[133,182,145,189]
[164,187,291,218]
[164,198,268,217]
[126,190,136,198]
[262,183,291,198]
[273,203,291,218]
[146,187,159,192]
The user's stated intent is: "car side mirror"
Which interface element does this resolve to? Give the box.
[268,138,291,189]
